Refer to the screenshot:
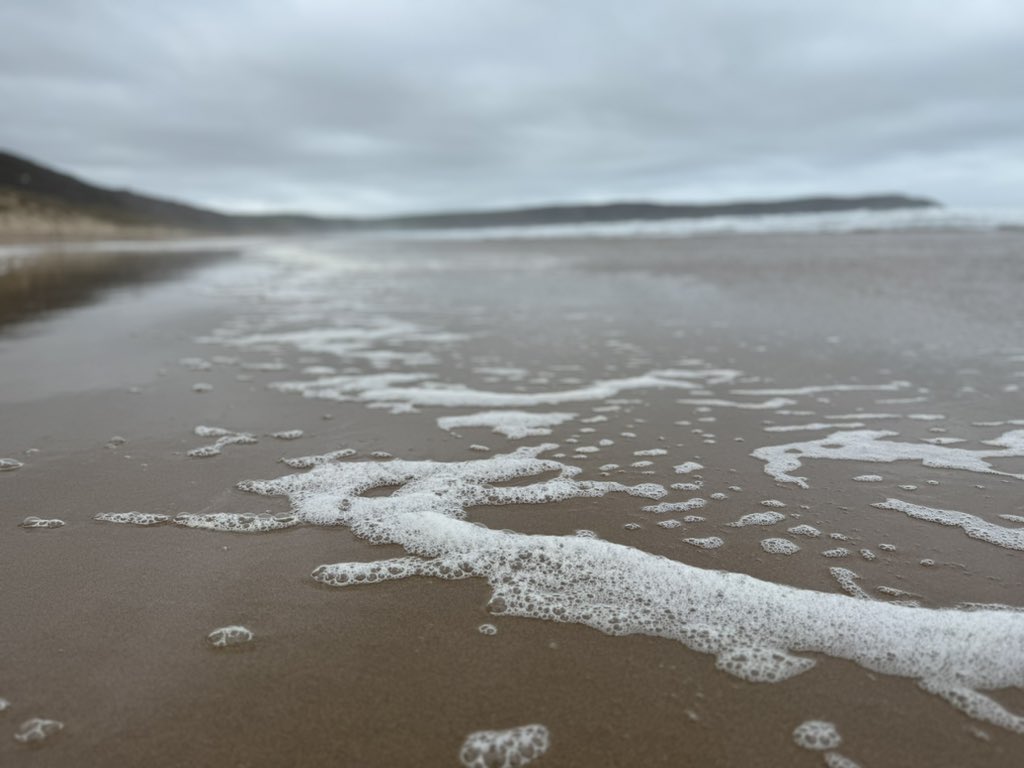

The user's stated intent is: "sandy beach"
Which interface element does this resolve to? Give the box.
[3,229,1024,767]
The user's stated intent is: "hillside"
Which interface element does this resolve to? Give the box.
[0,149,939,240]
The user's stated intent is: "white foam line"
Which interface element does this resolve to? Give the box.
[874,499,1024,551]
[677,397,797,410]
[437,411,578,439]
[227,446,1024,733]
[274,369,741,410]
[764,422,866,433]
[826,413,901,420]
[731,382,910,396]
[752,429,1024,488]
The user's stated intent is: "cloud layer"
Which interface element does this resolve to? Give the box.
[2,1,1022,214]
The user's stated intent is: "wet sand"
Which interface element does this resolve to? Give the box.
[2,230,1024,766]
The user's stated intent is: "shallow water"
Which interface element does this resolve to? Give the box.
[2,230,1024,766]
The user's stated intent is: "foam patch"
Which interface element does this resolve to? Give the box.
[729,512,785,527]
[459,724,550,768]
[188,426,258,458]
[207,447,1024,733]
[761,538,800,555]
[792,720,841,750]
[95,512,170,526]
[437,410,577,439]
[13,718,63,744]
[683,536,725,549]
[752,429,1024,488]
[874,499,1024,551]
[207,625,254,647]
[176,513,299,533]
[19,517,64,529]
[273,369,741,411]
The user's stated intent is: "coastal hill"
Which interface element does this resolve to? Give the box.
[0,149,939,239]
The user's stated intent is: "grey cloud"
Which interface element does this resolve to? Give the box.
[1,0,1022,213]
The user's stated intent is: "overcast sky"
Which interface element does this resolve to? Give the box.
[2,1,1022,215]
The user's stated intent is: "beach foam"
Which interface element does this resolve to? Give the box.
[437,411,577,439]
[728,511,785,527]
[207,625,254,648]
[761,538,800,555]
[95,512,170,526]
[13,718,63,744]
[272,368,741,411]
[874,499,1024,551]
[19,516,64,529]
[752,429,1024,488]
[792,720,841,750]
[459,724,550,768]
[188,426,258,458]
[233,446,1024,732]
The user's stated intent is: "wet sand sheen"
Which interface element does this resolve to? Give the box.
[2,230,1024,766]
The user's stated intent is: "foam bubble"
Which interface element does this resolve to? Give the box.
[874,498,1024,551]
[761,538,800,555]
[733,382,909,396]
[0,697,9,711]
[672,482,703,491]
[459,724,550,768]
[438,411,577,439]
[658,520,683,529]
[729,512,785,527]
[830,568,870,599]
[822,548,851,558]
[13,718,63,744]
[95,512,170,526]
[1,458,25,471]
[282,448,357,468]
[788,525,821,537]
[634,449,667,457]
[678,397,797,409]
[683,536,724,549]
[271,430,304,440]
[761,499,786,508]
[176,513,298,533]
[853,475,883,482]
[792,720,841,750]
[673,462,704,474]
[188,426,257,458]
[752,429,1024,488]
[643,498,706,514]
[19,517,64,529]
[207,625,254,647]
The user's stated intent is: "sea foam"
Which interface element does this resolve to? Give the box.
[459,724,550,768]
[752,429,1024,488]
[232,446,1024,732]
[437,410,577,439]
